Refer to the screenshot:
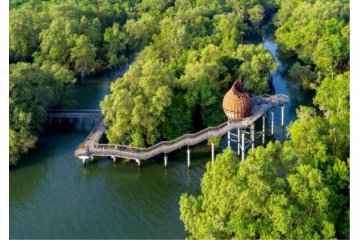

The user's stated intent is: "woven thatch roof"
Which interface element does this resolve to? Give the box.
[222,78,252,121]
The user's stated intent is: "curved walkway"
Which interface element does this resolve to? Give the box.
[74,94,289,162]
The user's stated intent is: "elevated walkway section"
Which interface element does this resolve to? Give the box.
[74,94,289,163]
[47,109,102,119]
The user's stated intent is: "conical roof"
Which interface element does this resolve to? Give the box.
[222,78,252,121]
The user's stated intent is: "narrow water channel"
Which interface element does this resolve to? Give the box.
[9,26,313,239]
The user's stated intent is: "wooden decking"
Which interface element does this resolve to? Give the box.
[74,94,289,163]
[80,122,106,150]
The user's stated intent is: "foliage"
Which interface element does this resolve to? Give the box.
[275,0,349,79]
[248,4,265,28]
[10,0,134,76]
[180,142,338,239]
[207,137,222,148]
[180,1,349,237]
[9,62,74,165]
[125,12,160,49]
[101,47,173,146]
[9,0,138,163]
[181,69,350,237]
[104,23,128,68]
[235,44,276,94]
[102,0,278,146]
[289,62,318,90]
[70,35,99,78]
[314,71,350,159]
[10,5,50,62]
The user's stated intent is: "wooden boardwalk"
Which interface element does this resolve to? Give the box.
[80,122,106,149]
[47,109,102,119]
[74,94,289,166]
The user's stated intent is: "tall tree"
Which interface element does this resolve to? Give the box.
[9,62,70,165]
[313,72,350,159]
[101,47,173,146]
[235,44,276,94]
[39,17,79,65]
[180,142,336,239]
[10,6,50,62]
[104,23,128,68]
[70,35,99,79]
[275,0,349,78]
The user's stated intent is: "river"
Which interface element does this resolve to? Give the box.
[9,26,313,239]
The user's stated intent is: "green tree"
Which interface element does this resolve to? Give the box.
[313,71,350,158]
[275,0,349,77]
[289,62,317,90]
[104,23,128,68]
[207,136,222,148]
[247,4,264,28]
[180,142,336,239]
[9,62,70,165]
[286,106,329,167]
[79,16,102,46]
[101,47,173,146]
[152,17,190,63]
[235,44,276,94]
[286,100,349,238]
[125,12,160,49]
[70,35,99,79]
[39,17,79,65]
[179,45,231,127]
[39,60,76,107]
[213,13,246,52]
[10,6,50,62]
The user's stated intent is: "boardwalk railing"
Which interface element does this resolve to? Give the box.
[75,94,289,161]
[47,109,103,119]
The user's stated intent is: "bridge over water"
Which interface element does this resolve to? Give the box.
[72,94,289,167]
[47,109,102,119]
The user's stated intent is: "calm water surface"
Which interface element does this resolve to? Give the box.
[9,27,313,239]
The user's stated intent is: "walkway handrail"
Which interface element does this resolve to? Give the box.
[47,109,102,113]
[75,94,289,160]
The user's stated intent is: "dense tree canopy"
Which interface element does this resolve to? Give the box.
[101,46,174,146]
[10,0,278,161]
[275,0,349,88]
[9,62,74,165]
[180,0,349,238]
[9,0,350,237]
[180,143,340,239]
[10,0,136,75]
[181,105,349,238]
[101,0,277,147]
[9,0,137,164]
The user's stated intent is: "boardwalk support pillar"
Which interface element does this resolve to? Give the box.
[111,156,116,163]
[251,123,255,149]
[281,105,285,128]
[80,156,89,166]
[187,148,191,168]
[237,128,241,156]
[271,108,275,136]
[241,129,245,161]
[227,121,231,148]
[135,159,141,167]
[211,143,215,163]
[164,154,168,168]
[262,114,266,145]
